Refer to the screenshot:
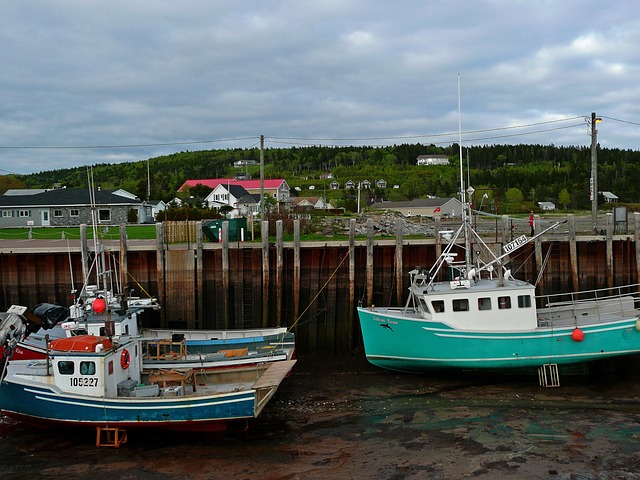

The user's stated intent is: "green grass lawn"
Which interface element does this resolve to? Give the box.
[0,225,157,240]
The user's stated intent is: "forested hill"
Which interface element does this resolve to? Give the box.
[10,143,640,211]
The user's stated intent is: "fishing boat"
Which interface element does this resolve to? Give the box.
[356,79,640,377]
[12,300,296,371]
[0,306,295,433]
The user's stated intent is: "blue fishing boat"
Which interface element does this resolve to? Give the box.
[0,314,295,432]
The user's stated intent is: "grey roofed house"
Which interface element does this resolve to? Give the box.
[0,188,148,227]
[369,197,463,217]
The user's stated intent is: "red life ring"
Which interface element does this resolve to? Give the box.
[120,349,131,369]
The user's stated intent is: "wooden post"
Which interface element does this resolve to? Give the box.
[568,214,579,292]
[606,213,614,288]
[196,220,203,329]
[276,220,283,327]
[499,215,510,286]
[80,223,88,287]
[261,220,269,327]
[119,224,128,297]
[395,217,403,305]
[434,216,441,280]
[348,218,355,349]
[534,228,543,292]
[634,213,640,293]
[293,220,300,335]
[155,222,165,325]
[366,218,374,307]
[222,220,229,329]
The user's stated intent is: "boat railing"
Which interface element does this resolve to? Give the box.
[537,283,640,324]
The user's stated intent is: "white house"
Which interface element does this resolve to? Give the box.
[537,201,556,211]
[205,184,261,217]
[416,154,449,166]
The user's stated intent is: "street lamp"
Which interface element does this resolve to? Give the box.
[588,112,602,234]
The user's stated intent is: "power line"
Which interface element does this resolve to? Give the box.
[0,136,258,150]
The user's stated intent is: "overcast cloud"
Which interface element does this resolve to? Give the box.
[1,1,639,175]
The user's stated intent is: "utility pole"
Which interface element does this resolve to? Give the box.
[260,134,264,223]
[590,112,602,234]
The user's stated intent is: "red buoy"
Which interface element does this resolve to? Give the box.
[571,328,585,342]
[93,298,106,314]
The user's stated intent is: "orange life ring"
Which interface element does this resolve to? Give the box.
[120,349,131,369]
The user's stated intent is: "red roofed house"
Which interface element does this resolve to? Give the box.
[179,178,291,204]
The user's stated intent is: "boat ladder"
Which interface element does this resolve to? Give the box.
[538,364,560,387]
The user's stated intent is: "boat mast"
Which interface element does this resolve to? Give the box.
[457,74,471,268]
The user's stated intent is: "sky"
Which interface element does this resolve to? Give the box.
[1,1,640,175]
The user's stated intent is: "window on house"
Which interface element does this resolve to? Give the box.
[98,209,111,222]
[2,211,11,217]
[53,210,63,217]
[70,209,79,217]
[19,210,31,217]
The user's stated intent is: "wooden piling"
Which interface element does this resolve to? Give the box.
[276,220,283,327]
[221,220,229,329]
[567,215,579,291]
[119,224,128,297]
[395,218,403,305]
[348,218,355,349]
[261,220,269,327]
[606,213,614,288]
[155,222,165,321]
[293,220,300,334]
[366,218,374,307]
[196,221,203,328]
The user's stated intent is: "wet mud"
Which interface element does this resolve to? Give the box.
[2,354,640,479]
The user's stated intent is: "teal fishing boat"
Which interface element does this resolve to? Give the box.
[357,77,640,376]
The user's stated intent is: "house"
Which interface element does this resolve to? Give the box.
[179,178,290,203]
[330,181,340,190]
[602,191,619,203]
[537,201,556,211]
[233,160,257,167]
[147,199,167,221]
[416,154,449,166]
[369,197,463,218]
[344,180,356,190]
[292,196,328,210]
[0,188,149,227]
[376,179,387,189]
[204,184,260,217]
[361,180,371,189]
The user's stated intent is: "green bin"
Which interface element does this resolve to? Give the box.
[202,218,248,242]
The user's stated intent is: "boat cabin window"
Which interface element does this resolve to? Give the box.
[478,297,492,311]
[108,360,114,375]
[58,361,74,375]
[431,300,445,313]
[518,295,532,308]
[80,361,96,375]
[452,299,469,312]
[498,296,512,310]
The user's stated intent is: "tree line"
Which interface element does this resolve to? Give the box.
[8,143,640,213]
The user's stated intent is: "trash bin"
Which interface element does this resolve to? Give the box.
[202,218,247,242]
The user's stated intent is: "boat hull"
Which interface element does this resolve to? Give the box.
[0,380,258,432]
[357,306,640,372]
